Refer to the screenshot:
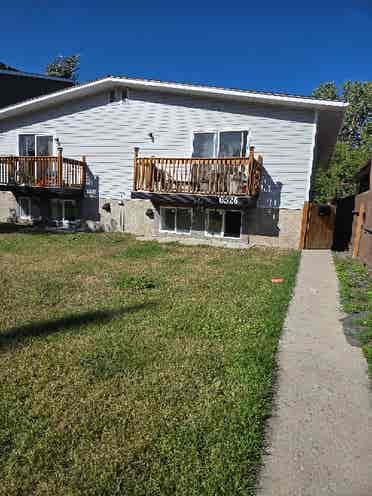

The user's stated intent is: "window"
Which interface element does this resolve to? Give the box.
[160,207,192,234]
[219,131,245,157]
[207,210,223,236]
[161,208,176,231]
[109,90,116,103]
[19,134,53,156]
[50,199,78,223]
[192,132,216,158]
[176,208,192,233]
[224,211,242,238]
[206,209,242,238]
[18,197,31,220]
[192,131,248,158]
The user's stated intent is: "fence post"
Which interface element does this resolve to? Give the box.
[352,203,366,258]
[57,146,63,188]
[299,201,311,249]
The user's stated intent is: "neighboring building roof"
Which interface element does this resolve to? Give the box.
[0,69,74,110]
[0,68,73,83]
[0,75,348,121]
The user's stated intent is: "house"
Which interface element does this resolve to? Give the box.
[0,76,347,247]
[0,69,74,109]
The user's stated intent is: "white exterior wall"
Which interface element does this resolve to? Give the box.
[0,88,316,209]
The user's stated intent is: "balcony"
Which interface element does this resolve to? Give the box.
[0,153,86,194]
[132,146,262,206]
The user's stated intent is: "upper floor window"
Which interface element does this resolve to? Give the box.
[192,130,248,158]
[19,134,53,157]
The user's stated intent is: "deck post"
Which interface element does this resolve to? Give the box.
[133,147,139,191]
[57,146,63,188]
[81,155,87,188]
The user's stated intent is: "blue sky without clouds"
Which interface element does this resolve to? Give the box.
[1,0,371,96]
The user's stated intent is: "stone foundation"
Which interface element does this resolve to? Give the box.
[123,199,302,249]
[0,191,17,222]
[0,193,302,249]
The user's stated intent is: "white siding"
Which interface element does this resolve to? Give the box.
[0,89,316,209]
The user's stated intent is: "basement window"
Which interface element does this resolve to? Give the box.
[160,207,192,234]
[207,210,223,236]
[50,199,79,224]
[18,197,31,220]
[206,209,242,238]
[224,211,242,238]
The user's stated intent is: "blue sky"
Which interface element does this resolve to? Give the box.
[1,0,371,96]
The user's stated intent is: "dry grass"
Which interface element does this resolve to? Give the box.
[0,232,299,495]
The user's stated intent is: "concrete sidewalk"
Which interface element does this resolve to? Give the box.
[258,250,372,496]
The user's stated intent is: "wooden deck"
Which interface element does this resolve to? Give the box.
[0,152,86,192]
[133,146,263,197]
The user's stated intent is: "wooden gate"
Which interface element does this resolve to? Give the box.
[299,202,336,249]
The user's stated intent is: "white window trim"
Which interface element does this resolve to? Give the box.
[17,133,55,156]
[160,206,193,235]
[205,209,242,239]
[191,129,251,158]
[18,197,32,220]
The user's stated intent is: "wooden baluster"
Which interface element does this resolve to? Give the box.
[173,159,175,192]
[177,159,179,192]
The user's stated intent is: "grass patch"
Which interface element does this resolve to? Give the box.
[117,274,159,290]
[334,254,372,374]
[119,240,168,259]
[0,232,299,495]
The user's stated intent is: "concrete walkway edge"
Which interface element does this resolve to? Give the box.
[257,250,372,496]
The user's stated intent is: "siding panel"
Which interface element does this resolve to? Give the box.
[0,89,316,208]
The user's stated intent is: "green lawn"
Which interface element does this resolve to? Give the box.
[0,232,299,496]
[334,254,372,374]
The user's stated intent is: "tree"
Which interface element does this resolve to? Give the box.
[0,62,19,71]
[45,55,80,81]
[311,80,372,202]
[312,80,372,149]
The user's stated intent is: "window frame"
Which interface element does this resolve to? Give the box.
[205,209,242,239]
[50,199,79,225]
[159,206,193,235]
[18,196,32,220]
[191,129,250,158]
[18,133,55,156]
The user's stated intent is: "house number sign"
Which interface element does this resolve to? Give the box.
[218,196,239,206]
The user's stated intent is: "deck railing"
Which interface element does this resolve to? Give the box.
[133,146,262,196]
[0,152,86,190]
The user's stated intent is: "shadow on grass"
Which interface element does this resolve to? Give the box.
[0,223,49,234]
[0,303,154,351]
